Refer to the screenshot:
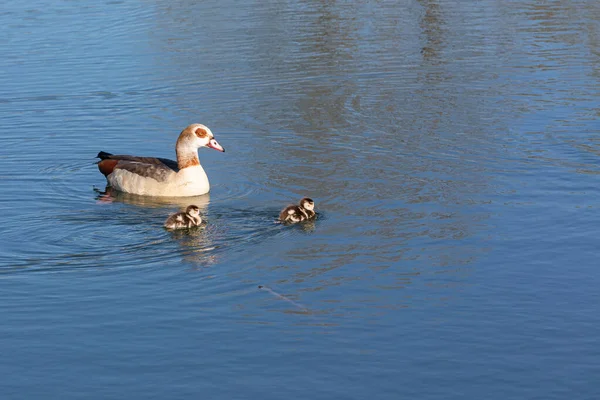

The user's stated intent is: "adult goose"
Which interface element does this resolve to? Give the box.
[97,124,224,196]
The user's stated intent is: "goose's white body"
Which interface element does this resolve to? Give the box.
[109,165,209,197]
[97,124,224,197]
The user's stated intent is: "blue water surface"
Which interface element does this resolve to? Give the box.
[1,1,600,399]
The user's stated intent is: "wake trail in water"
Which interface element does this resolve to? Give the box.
[258,285,309,312]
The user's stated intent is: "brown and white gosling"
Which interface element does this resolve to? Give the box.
[279,198,316,224]
[164,205,203,230]
[279,205,306,224]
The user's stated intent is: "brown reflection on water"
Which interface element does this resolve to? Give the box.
[146,1,503,311]
[419,0,445,64]
[167,226,219,268]
[95,186,210,210]
[111,0,600,316]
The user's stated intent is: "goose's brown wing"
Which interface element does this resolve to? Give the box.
[97,152,179,181]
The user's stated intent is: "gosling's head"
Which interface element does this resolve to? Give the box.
[185,205,201,217]
[299,197,315,211]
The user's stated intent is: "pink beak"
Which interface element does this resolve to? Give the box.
[207,138,225,152]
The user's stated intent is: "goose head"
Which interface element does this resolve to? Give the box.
[176,123,225,169]
[177,123,225,153]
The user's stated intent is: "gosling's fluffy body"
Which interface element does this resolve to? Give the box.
[279,197,316,224]
[164,205,203,230]
[279,205,306,224]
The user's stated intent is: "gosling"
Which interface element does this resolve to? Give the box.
[164,205,203,230]
[279,197,316,224]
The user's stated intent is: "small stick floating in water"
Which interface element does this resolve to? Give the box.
[258,285,309,312]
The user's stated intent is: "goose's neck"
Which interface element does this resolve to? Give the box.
[176,142,200,170]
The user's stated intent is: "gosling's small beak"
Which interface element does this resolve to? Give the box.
[207,138,225,152]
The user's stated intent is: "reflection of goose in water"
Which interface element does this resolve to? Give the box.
[297,218,316,233]
[167,225,219,267]
[95,185,210,209]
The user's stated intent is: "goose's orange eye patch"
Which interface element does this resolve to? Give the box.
[195,127,208,138]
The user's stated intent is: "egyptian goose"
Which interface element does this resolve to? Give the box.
[164,205,203,230]
[97,124,224,197]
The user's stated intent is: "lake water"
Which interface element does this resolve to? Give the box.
[1,1,600,398]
